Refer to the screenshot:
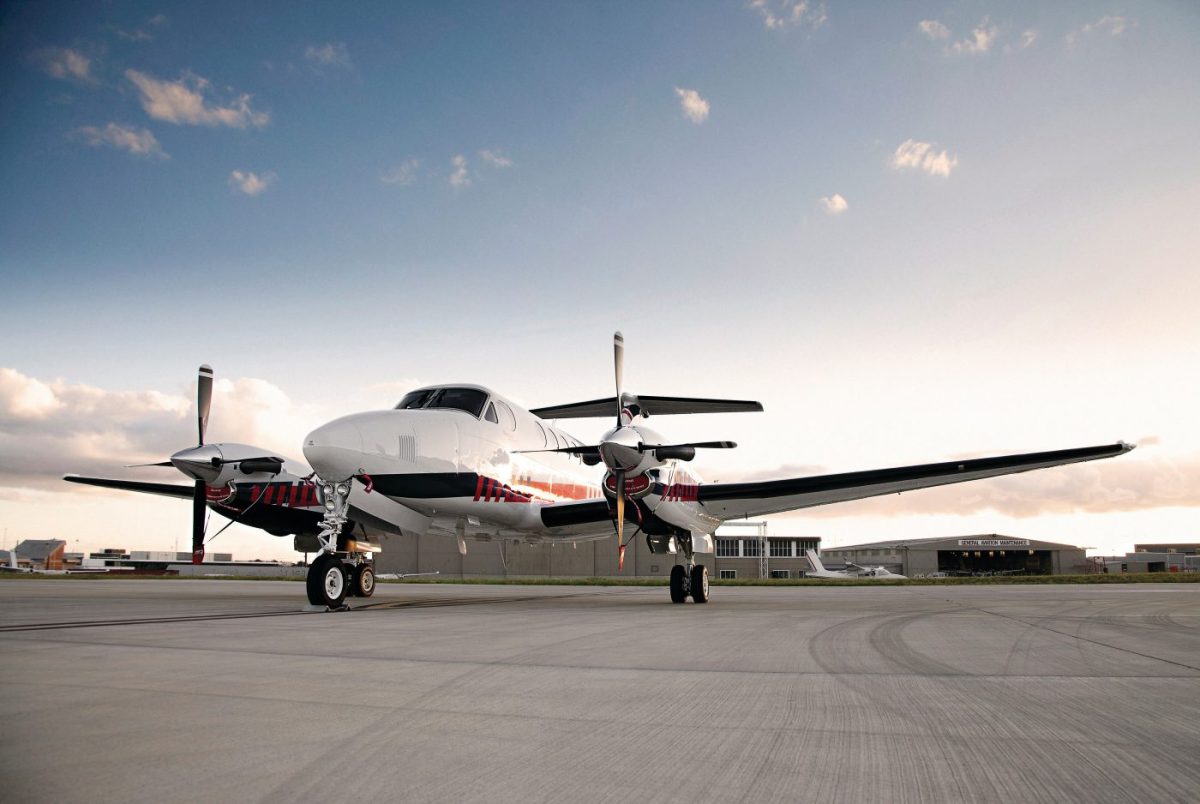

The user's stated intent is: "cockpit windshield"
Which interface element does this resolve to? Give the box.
[394,387,488,418]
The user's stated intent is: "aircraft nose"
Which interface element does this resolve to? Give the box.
[304,416,366,479]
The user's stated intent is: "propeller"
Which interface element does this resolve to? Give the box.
[128,364,285,564]
[612,332,627,568]
[191,365,214,564]
[524,332,758,570]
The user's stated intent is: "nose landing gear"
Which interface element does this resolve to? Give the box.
[304,478,376,609]
[668,539,710,604]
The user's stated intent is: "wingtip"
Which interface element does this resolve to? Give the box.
[1119,440,1137,452]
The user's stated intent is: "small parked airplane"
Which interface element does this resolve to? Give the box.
[65,333,1134,608]
[804,549,907,580]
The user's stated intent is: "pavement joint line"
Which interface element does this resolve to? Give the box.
[3,633,1198,679]
[0,589,638,632]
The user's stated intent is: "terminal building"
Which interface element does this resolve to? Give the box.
[820,535,1091,577]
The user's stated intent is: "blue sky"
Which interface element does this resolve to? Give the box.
[2,1,1198,559]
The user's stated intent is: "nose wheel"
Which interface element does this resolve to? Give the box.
[668,551,710,604]
[306,554,348,608]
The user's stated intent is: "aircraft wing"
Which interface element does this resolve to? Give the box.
[63,474,196,499]
[698,442,1134,521]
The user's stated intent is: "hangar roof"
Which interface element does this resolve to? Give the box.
[827,535,1084,552]
[15,539,66,560]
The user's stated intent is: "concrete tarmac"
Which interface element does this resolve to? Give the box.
[1,579,1197,803]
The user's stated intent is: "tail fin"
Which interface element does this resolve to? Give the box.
[805,549,826,573]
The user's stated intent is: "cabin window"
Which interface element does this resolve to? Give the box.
[484,403,499,424]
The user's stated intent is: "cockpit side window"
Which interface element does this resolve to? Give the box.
[495,400,517,432]
[484,402,499,424]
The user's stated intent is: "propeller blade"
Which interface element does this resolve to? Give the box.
[512,445,601,458]
[191,480,206,564]
[639,441,737,452]
[197,364,213,446]
[126,461,175,468]
[615,468,626,571]
[613,331,624,426]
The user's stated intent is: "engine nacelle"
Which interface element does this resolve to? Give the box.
[603,471,655,500]
[654,445,696,462]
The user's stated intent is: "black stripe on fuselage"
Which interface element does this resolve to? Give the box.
[697,443,1129,503]
[370,473,478,499]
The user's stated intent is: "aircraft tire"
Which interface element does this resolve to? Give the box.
[306,554,348,608]
[353,564,376,598]
[690,564,709,604]
[669,565,687,604]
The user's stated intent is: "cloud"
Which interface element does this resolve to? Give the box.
[304,42,351,68]
[674,87,710,124]
[116,14,167,42]
[36,48,95,83]
[74,123,167,158]
[1067,16,1131,45]
[918,20,950,40]
[722,451,1200,519]
[949,20,997,55]
[478,149,513,168]
[0,367,326,492]
[748,0,827,31]
[125,69,269,128]
[380,158,420,186]
[228,170,275,196]
[890,139,958,177]
[449,155,470,188]
[819,194,848,215]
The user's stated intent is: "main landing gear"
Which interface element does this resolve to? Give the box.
[304,478,376,609]
[668,540,709,604]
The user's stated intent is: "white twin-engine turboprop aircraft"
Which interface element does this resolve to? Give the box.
[65,333,1134,609]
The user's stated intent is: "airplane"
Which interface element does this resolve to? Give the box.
[804,549,907,580]
[64,333,1135,609]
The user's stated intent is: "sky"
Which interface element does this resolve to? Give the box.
[1,1,1198,562]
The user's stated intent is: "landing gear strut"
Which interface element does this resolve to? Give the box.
[668,536,709,604]
[304,478,375,608]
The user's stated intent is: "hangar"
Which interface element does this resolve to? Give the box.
[820,535,1090,577]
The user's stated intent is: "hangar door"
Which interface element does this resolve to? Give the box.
[938,549,1052,576]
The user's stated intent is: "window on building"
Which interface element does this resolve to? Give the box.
[720,569,737,579]
[769,539,793,557]
[716,538,739,557]
[771,570,790,579]
[743,539,762,557]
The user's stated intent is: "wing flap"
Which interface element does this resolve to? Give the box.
[699,442,1134,520]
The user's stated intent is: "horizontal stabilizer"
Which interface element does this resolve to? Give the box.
[531,395,763,419]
